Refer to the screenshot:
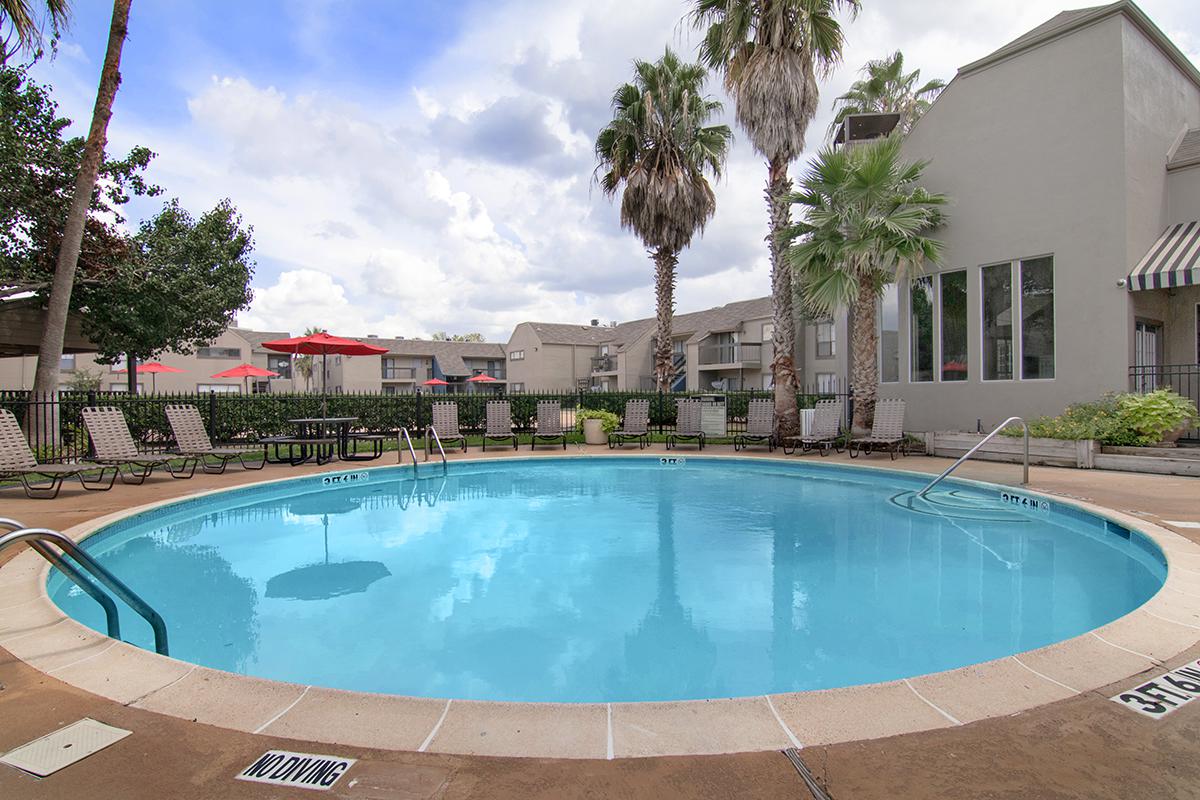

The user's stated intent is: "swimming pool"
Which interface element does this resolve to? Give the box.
[48,457,1166,703]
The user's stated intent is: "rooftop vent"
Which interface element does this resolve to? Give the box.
[591,319,599,327]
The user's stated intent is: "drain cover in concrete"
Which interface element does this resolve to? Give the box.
[0,718,131,777]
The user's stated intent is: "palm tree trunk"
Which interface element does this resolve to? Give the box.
[767,156,800,438]
[652,247,678,392]
[30,0,132,401]
[850,279,880,432]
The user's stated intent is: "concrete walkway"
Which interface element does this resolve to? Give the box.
[2,446,1199,798]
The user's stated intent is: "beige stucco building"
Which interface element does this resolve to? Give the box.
[848,1,1200,435]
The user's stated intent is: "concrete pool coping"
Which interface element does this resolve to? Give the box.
[2,452,1199,759]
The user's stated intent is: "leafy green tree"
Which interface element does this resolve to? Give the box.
[30,0,133,400]
[690,0,859,436]
[829,50,944,140]
[782,136,946,429]
[595,48,731,391]
[64,366,101,392]
[79,199,255,368]
[431,331,485,342]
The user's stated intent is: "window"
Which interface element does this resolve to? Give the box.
[267,354,291,379]
[762,322,775,343]
[197,383,240,394]
[59,354,76,371]
[1020,256,1055,380]
[815,373,837,393]
[762,373,774,391]
[910,277,935,382]
[197,347,241,359]
[940,270,968,382]
[815,322,835,358]
[511,382,525,392]
[509,350,525,361]
[878,284,899,383]
[981,263,1014,381]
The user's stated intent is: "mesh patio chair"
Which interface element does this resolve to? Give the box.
[428,401,467,454]
[783,398,844,456]
[666,398,704,450]
[165,404,266,474]
[849,399,908,460]
[81,406,199,484]
[482,400,518,451]
[531,400,567,450]
[608,399,650,449]
[0,409,118,499]
[734,399,776,452]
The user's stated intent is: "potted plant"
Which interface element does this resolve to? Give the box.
[1118,389,1198,447]
[577,409,620,445]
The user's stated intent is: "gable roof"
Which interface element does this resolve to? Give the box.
[959,1,1200,91]
[1169,128,1200,171]
[351,337,506,377]
[230,328,291,353]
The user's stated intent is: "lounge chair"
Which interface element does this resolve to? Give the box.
[0,409,117,499]
[849,399,908,460]
[428,402,467,454]
[482,400,518,451]
[81,406,199,484]
[734,399,775,452]
[608,399,650,449]
[530,400,567,450]
[165,404,266,473]
[783,398,844,456]
[666,398,704,450]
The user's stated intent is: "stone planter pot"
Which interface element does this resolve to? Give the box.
[582,418,607,445]
[1157,422,1193,447]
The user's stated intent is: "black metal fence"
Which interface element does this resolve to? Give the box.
[1129,364,1200,440]
[1,386,851,464]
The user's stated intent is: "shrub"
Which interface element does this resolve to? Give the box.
[576,408,620,434]
[1117,389,1196,444]
[1007,390,1196,446]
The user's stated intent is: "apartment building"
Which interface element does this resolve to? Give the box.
[833,1,1200,434]
[327,338,507,394]
[0,327,299,393]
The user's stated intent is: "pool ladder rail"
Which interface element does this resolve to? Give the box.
[425,426,448,473]
[0,518,169,656]
[397,427,419,474]
[917,416,1029,499]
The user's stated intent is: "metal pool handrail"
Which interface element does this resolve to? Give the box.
[918,416,1028,498]
[397,427,419,474]
[0,518,169,655]
[425,426,448,472]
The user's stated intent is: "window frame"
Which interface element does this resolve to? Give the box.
[878,283,900,384]
[1017,254,1056,382]
[814,321,835,359]
[508,350,525,361]
[909,276,936,383]
[979,261,1015,383]
[938,269,969,383]
[196,346,242,360]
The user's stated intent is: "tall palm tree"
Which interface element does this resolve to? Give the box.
[293,325,322,392]
[690,0,859,437]
[596,49,732,391]
[0,0,69,62]
[828,50,944,140]
[30,0,132,402]
[782,136,946,430]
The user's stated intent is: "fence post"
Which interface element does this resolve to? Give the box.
[846,386,854,433]
[657,389,664,435]
[208,390,218,441]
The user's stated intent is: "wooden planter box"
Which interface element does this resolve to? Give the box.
[924,431,1097,468]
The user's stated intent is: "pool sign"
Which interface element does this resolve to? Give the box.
[1112,660,1200,718]
[659,456,686,465]
[322,471,369,487]
[999,491,1049,513]
[237,750,356,791]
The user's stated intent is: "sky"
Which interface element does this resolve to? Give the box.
[26,0,1200,342]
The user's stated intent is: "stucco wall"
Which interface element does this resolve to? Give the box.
[1167,165,1200,225]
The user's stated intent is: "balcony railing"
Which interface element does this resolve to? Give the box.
[381,366,417,380]
[591,356,617,373]
[698,343,762,366]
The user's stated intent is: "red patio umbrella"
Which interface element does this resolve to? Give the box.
[116,361,184,393]
[466,374,497,382]
[262,331,388,415]
[422,378,449,386]
[211,363,279,395]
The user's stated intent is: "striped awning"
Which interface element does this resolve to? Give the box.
[1128,221,1200,290]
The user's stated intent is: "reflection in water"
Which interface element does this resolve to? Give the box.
[50,460,1165,702]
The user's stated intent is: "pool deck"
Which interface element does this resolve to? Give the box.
[3,445,1200,798]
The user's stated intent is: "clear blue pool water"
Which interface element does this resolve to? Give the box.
[48,457,1165,702]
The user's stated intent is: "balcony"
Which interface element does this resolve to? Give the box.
[470,369,507,381]
[698,343,762,368]
[381,365,417,380]
[591,355,617,374]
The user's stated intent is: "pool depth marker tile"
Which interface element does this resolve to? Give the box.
[1010,655,1080,695]
[255,685,312,735]
[763,696,803,749]
[418,700,452,753]
[902,679,963,726]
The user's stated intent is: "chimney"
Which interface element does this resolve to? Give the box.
[590,319,599,327]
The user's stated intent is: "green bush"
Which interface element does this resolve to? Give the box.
[1008,390,1196,446]
[576,408,621,434]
